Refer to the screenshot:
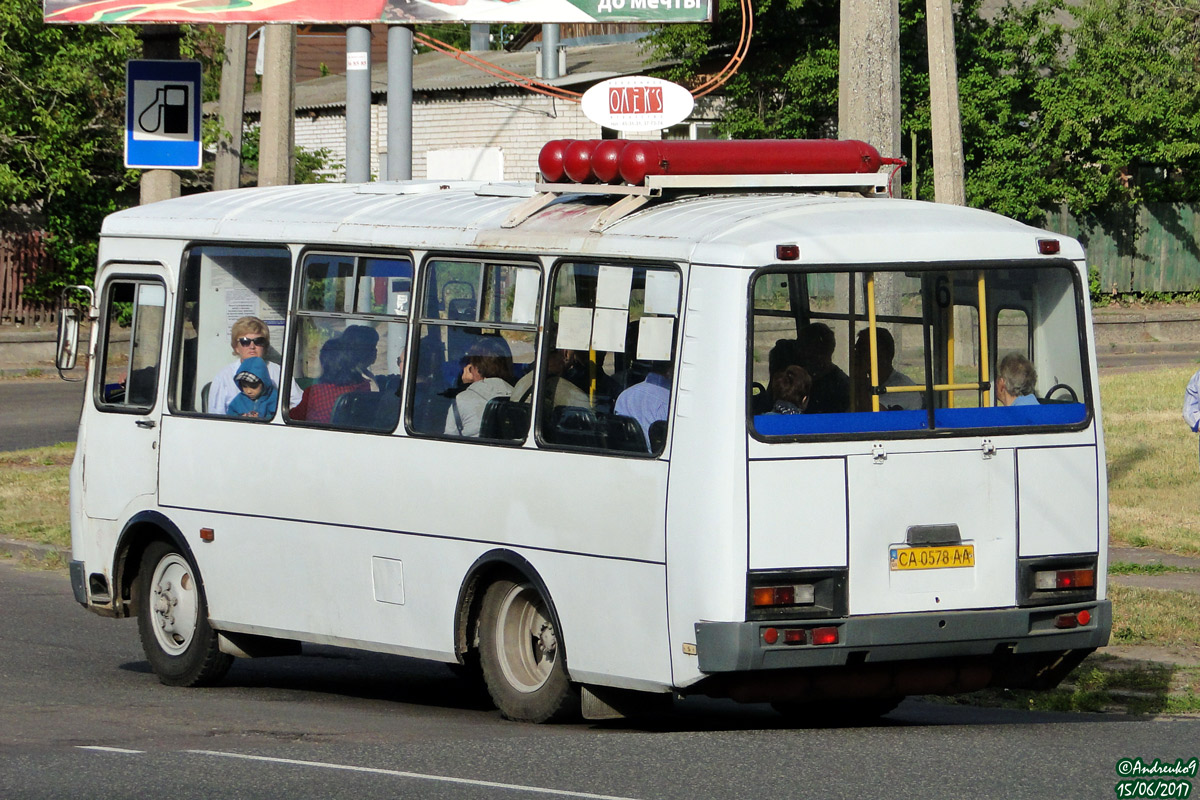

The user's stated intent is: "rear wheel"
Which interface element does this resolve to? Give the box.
[478,578,577,722]
[135,540,232,687]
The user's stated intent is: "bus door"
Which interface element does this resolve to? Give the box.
[84,270,169,520]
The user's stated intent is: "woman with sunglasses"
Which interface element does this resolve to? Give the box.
[206,316,302,415]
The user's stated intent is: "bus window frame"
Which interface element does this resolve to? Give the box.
[532,257,684,459]
[166,241,297,419]
[404,251,544,445]
[746,258,1095,444]
[285,246,415,434]
[94,268,169,415]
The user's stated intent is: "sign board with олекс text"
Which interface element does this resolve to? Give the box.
[581,77,695,133]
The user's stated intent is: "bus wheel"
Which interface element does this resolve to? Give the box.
[478,579,578,723]
[771,697,902,726]
[135,540,232,687]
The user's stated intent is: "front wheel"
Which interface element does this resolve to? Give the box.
[478,578,578,723]
[135,540,232,687]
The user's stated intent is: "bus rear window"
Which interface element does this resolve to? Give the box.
[749,264,1089,437]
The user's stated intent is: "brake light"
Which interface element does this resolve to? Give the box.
[1034,568,1095,591]
[750,584,816,608]
[811,627,839,646]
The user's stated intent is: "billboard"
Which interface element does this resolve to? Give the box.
[45,0,711,25]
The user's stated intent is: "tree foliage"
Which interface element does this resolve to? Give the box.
[0,0,141,298]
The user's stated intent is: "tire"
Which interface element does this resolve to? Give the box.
[477,578,578,723]
[771,697,902,726]
[135,540,232,687]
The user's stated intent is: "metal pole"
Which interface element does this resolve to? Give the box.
[214,24,247,192]
[387,25,413,181]
[541,24,559,80]
[139,25,182,204]
[346,25,372,183]
[470,24,490,52]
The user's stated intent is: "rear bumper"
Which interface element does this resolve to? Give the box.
[695,600,1111,673]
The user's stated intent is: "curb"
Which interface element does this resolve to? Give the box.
[0,537,69,564]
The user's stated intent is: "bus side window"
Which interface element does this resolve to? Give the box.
[538,262,680,456]
[286,254,412,431]
[98,279,166,410]
[409,259,540,441]
[170,245,293,418]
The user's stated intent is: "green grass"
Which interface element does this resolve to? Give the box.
[0,443,73,550]
[1109,561,1200,576]
[1101,366,1200,556]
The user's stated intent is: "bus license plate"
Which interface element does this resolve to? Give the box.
[889,544,975,571]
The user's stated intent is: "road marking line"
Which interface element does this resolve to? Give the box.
[186,749,646,800]
[76,746,145,754]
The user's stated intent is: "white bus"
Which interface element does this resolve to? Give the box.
[59,140,1110,723]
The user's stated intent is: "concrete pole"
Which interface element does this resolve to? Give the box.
[470,24,490,52]
[214,24,248,192]
[138,26,182,205]
[346,25,373,183]
[838,0,902,324]
[387,26,413,181]
[926,0,966,205]
[258,24,296,187]
[541,25,560,80]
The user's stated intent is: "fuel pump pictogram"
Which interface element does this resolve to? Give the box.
[137,84,191,135]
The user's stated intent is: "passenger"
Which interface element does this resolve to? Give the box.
[226,356,278,419]
[853,328,922,411]
[512,349,590,408]
[206,316,302,415]
[290,334,373,423]
[376,351,406,396]
[766,365,811,414]
[340,324,381,390]
[445,336,514,437]
[752,338,805,414]
[996,352,1039,406]
[614,360,671,449]
[797,322,850,414]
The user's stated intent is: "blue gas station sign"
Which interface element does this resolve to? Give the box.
[125,60,202,169]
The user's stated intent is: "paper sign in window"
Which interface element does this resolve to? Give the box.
[592,307,630,352]
[556,307,594,351]
[511,269,539,324]
[643,271,679,316]
[637,316,675,361]
[596,265,633,310]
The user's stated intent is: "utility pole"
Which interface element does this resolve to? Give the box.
[214,24,248,192]
[837,0,902,196]
[926,0,966,205]
[258,24,296,186]
[386,25,413,181]
[138,25,182,204]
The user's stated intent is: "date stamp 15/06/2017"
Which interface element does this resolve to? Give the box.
[1114,758,1197,798]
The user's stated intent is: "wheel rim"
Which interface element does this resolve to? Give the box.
[494,583,558,693]
[148,553,199,657]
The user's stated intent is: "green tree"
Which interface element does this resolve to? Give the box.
[0,0,141,299]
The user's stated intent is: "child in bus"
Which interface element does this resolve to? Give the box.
[766,365,811,414]
[226,356,278,419]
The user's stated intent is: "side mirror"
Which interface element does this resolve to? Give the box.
[56,307,80,371]
[56,285,95,377]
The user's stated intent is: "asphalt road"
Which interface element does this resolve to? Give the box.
[1,562,1196,800]
[0,378,85,451]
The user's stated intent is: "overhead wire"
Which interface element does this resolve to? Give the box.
[411,0,753,103]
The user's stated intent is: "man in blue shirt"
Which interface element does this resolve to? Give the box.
[1182,368,1200,466]
[996,352,1039,406]
[615,363,671,451]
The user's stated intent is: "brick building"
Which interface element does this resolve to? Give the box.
[241,36,716,182]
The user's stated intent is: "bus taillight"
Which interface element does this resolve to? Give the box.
[1034,568,1095,591]
[751,584,816,608]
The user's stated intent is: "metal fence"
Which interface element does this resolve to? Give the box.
[1046,203,1200,294]
[0,230,56,325]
